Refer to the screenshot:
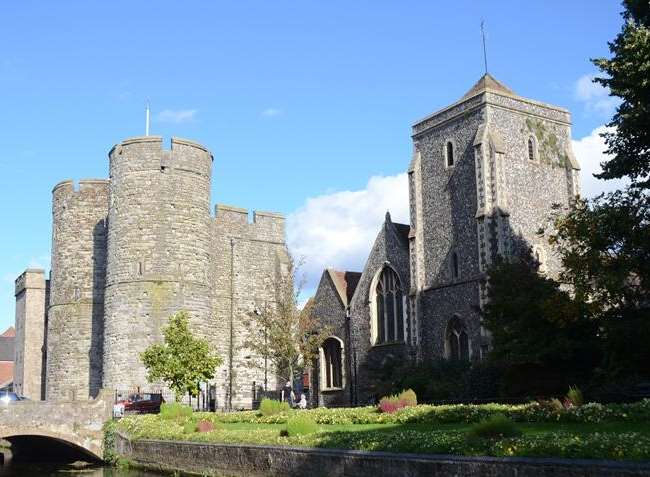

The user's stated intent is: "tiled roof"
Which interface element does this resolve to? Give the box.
[461,73,516,100]
[0,361,13,387]
[1,327,15,338]
[0,337,14,362]
[327,269,362,307]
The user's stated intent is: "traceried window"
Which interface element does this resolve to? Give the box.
[445,316,469,361]
[373,267,405,344]
[446,141,455,167]
[321,337,343,389]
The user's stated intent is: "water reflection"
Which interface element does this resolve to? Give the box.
[0,463,171,476]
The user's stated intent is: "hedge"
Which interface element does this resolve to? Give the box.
[206,399,650,426]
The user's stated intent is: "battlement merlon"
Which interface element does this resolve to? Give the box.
[52,179,110,196]
[412,87,572,139]
[15,269,46,296]
[108,136,213,177]
[214,204,285,243]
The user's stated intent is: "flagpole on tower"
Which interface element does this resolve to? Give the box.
[481,20,488,75]
[145,101,151,136]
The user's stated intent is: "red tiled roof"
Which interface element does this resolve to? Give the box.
[1,327,15,338]
[327,269,362,307]
[0,361,14,387]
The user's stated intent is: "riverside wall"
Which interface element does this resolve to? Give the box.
[115,433,650,477]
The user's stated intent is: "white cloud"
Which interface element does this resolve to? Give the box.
[572,126,627,198]
[156,109,197,124]
[574,74,620,118]
[260,108,283,118]
[287,173,408,294]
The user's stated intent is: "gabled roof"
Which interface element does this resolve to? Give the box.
[0,337,14,362]
[1,327,15,338]
[461,73,516,101]
[327,269,362,308]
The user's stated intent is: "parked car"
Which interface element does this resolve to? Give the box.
[114,392,164,416]
[0,392,28,404]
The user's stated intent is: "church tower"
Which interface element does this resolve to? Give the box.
[408,74,580,361]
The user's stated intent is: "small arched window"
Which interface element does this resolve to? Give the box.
[451,252,460,279]
[373,267,405,344]
[446,141,455,168]
[528,137,536,161]
[321,337,343,389]
[445,317,469,361]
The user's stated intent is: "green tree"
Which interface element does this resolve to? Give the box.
[546,1,650,380]
[140,311,222,402]
[593,1,650,187]
[550,191,650,378]
[243,257,329,392]
[482,250,599,395]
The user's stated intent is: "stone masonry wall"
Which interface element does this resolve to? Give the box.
[212,205,288,410]
[13,269,47,400]
[103,137,214,391]
[47,179,108,400]
[411,101,485,360]
[310,272,349,408]
[348,221,412,404]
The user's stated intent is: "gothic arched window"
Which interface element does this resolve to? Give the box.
[373,267,405,344]
[321,337,343,389]
[528,136,537,161]
[445,317,469,361]
[446,141,455,168]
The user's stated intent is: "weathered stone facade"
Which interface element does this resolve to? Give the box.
[13,269,48,400]
[312,74,581,405]
[15,136,289,408]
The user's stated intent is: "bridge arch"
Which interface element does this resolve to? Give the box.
[1,428,103,462]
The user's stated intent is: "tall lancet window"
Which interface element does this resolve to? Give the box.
[373,267,405,344]
[528,136,537,161]
[446,141,455,167]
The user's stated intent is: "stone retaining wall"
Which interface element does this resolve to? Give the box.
[115,433,650,477]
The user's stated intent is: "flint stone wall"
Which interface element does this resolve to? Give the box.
[115,433,650,477]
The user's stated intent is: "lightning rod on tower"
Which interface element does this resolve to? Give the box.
[145,101,150,136]
[481,20,488,75]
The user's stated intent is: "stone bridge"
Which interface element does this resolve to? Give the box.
[0,390,112,461]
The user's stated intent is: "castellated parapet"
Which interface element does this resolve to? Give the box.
[47,179,109,400]
[15,136,289,407]
[103,136,215,391]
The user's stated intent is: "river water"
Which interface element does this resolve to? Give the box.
[0,462,173,476]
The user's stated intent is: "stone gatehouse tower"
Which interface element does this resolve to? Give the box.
[311,74,581,406]
[14,136,289,408]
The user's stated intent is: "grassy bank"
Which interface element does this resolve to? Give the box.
[114,400,650,461]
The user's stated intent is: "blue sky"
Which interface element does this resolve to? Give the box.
[0,1,625,329]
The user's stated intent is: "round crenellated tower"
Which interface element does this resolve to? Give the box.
[102,136,214,391]
[47,179,109,400]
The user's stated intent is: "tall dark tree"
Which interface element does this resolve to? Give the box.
[546,1,650,380]
[482,251,599,395]
[593,1,650,187]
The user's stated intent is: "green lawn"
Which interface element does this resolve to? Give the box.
[115,412,650,461]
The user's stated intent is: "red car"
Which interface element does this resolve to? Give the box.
[114,393,164,416]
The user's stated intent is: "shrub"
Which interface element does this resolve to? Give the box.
[259,398,290,416]
[468,414,522,439]
[196,420,215,433]
[566,386,584,407]
[400,389,418,407]
[286,415,319,436]
[379,389,418,413]
[160,402,193,420]
[182,419,197,434]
